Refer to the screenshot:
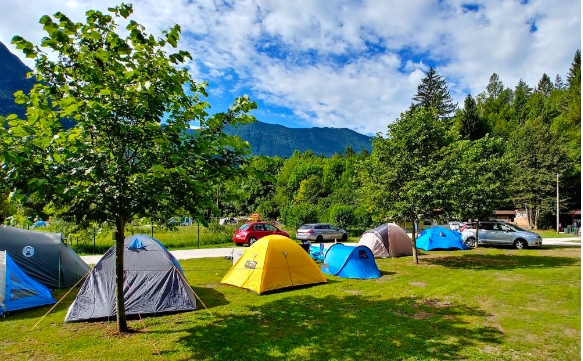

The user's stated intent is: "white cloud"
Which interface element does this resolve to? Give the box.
[0,0,579,134]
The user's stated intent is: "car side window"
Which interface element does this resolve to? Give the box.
[321,225,330,229]
[481,223,493,230]
[254,224,265,231]
[330,225,338,230]
[314,225,322,229]
[265,224,277,231]
[492,223,504,231]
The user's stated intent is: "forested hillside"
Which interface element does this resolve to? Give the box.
[224,121,372,157]
[0,41,35,119]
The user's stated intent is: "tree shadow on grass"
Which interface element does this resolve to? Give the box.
[156,294,502,361]
[422,254,579,270]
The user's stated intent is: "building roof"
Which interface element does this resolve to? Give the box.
[568,210,581,216]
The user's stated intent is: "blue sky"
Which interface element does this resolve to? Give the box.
[0,0,580,135]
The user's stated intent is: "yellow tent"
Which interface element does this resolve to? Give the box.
[220,235,326,294]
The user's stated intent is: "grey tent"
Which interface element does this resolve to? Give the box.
[357,223,413,258]
[0,226,90,288]
[65,234,196,322]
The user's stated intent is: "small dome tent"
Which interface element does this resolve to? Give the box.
[357,223,413,258]
[0,250,56,315]
[416,226,469,251]
[221,235,326,294]
[322,244,380,279]
[65,235,196,322]
[0,226,90,288]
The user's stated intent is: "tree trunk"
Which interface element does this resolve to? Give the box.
[534,207,539,230]
[475,219,480,249]
[410,213,418,264]
[115,215,129,333]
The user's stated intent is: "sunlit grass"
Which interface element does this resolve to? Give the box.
[0,246,579,360]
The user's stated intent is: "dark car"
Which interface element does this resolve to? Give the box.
[232,222,290,246]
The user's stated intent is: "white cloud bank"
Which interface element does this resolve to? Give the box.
[0,0,580,134]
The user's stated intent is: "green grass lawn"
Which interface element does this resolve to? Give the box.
[1,246,580,360]
[535,229,581,239]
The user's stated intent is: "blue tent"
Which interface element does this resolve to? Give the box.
[416,226,469,251]
[322,244,381,279]
[0,250,56,315]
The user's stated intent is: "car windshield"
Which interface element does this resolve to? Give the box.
[238,224,251,230]
[508,224,527,231]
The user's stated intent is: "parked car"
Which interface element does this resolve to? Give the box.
[232,222,290,246]
[296,223,348,243]
[461,221,542,249]
[219,217,238,225]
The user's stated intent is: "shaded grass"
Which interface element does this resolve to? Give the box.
[0,247,579,360]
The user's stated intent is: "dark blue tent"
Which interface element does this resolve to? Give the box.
[322,244,381,279]
[1,250,56,315]
[416,226,469,251]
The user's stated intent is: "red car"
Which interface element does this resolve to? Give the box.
[232,222,290,246]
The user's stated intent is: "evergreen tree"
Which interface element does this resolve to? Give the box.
[458,94,490,141]
[486,73,504,100]
[514,79,532,125]
[344,145,355,158]
[536,73,554,98]
[554,74,565,90]
[412,67,457,118]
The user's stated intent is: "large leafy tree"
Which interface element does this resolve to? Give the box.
[440,135,510,246]
[412,67,457,118]
[509,117,572,229]
[358,107,458,263]
[477,73,514,137]
[1,4,255,332]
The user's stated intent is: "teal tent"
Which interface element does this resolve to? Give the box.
[322,244,380,279]
[416,227,469,251]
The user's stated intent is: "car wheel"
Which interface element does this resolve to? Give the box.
[248,237,257,246]
[514,239,527,249]
[316,235,323,243]
[341,234,348,242]
[465,236,476,248]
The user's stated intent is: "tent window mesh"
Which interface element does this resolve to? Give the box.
[9,273,38,299]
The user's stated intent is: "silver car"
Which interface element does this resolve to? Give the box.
[461,221,542,249]
[296,223,348,242]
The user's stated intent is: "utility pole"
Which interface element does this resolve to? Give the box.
[556,173,560,234]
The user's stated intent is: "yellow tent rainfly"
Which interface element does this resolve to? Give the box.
[220,235,326,294]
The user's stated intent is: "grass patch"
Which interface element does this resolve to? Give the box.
[0,247,579,360]
[535,229,581,239]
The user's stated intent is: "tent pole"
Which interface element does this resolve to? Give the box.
[58,245,61,291]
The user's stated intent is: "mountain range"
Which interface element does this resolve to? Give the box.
[0,41,372,158]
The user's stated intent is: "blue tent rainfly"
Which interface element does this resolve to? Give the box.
[416,226,469,251]
[0,250,56,315]
[322,244,381,279]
